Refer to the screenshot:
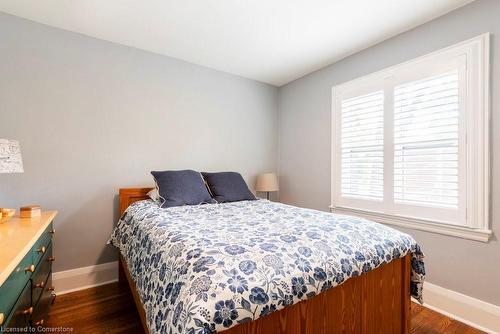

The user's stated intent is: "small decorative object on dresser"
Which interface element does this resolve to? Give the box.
[20,205,42,218]
[0,211,57,331]
[255,172,279,200]
[0,139,24,223]
[0,208,16,223]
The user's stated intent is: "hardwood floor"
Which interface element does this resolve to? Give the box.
[410,303,484,334]
[46,282,143,334]
[46,282,483,334]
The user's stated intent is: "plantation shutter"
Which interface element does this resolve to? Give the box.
[393,70,460,208]
[333,35,490,235]
[340,91,384,200]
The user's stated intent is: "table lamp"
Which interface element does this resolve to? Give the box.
[0,139,24,221]
[255,173,279,200]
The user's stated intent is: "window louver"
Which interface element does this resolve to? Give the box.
[393,71,460,208]
[341,91,384,200]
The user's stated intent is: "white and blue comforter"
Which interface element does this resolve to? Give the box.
[109,199,425,334]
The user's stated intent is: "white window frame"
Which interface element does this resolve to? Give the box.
[330,33,491,242]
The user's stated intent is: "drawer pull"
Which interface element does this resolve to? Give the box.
[0,313,4,326]
[48,286,55,291]
[48,256,55,262]
[35,281,45,289]
[49,228,55,235]
[22,306,33,315]
[25,264,35,273]
[34,319,44,326]
[37,246,46,254]
[51,292,57,305]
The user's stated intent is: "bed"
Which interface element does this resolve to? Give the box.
[111,188,425,334]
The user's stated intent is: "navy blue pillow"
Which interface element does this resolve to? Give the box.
[202,172,256,203]
[151,170,216,208]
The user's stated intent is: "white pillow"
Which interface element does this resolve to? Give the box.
[147,188,161,203]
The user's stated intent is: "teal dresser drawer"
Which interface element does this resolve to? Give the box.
[32,223,53,267]
[2,280,32,330]
[32,242,53,305]
[0,250,33,323]
[31,274,54,327]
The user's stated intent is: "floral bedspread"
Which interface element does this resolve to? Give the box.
[109,199,425,334]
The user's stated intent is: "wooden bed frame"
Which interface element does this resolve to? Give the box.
[118,188,411,334]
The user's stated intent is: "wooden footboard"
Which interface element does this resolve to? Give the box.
[117,188,411,334]
[223,255,411,334]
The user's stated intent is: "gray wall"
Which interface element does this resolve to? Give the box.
[3,0,499,306]
[0,13,278,272]
[278,0,500,306]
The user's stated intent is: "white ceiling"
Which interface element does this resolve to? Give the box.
[0,0,474,86]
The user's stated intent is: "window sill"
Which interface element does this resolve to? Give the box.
[329,205,492,243]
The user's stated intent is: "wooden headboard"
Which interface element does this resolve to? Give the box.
[119,188,153,215]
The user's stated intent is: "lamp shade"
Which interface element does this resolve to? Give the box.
[255,173,279,192]
[0,139,24,173]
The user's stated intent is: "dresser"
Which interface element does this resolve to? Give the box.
[0,211,57,331]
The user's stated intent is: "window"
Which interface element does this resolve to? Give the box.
[341,91,384,201]
[331,34,491,242]
[394,71,460,209]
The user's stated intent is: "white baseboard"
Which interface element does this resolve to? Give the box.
[53,261,118,295]
[414,282,500,334]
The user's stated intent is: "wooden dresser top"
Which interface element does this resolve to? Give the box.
[0,211,57,285]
